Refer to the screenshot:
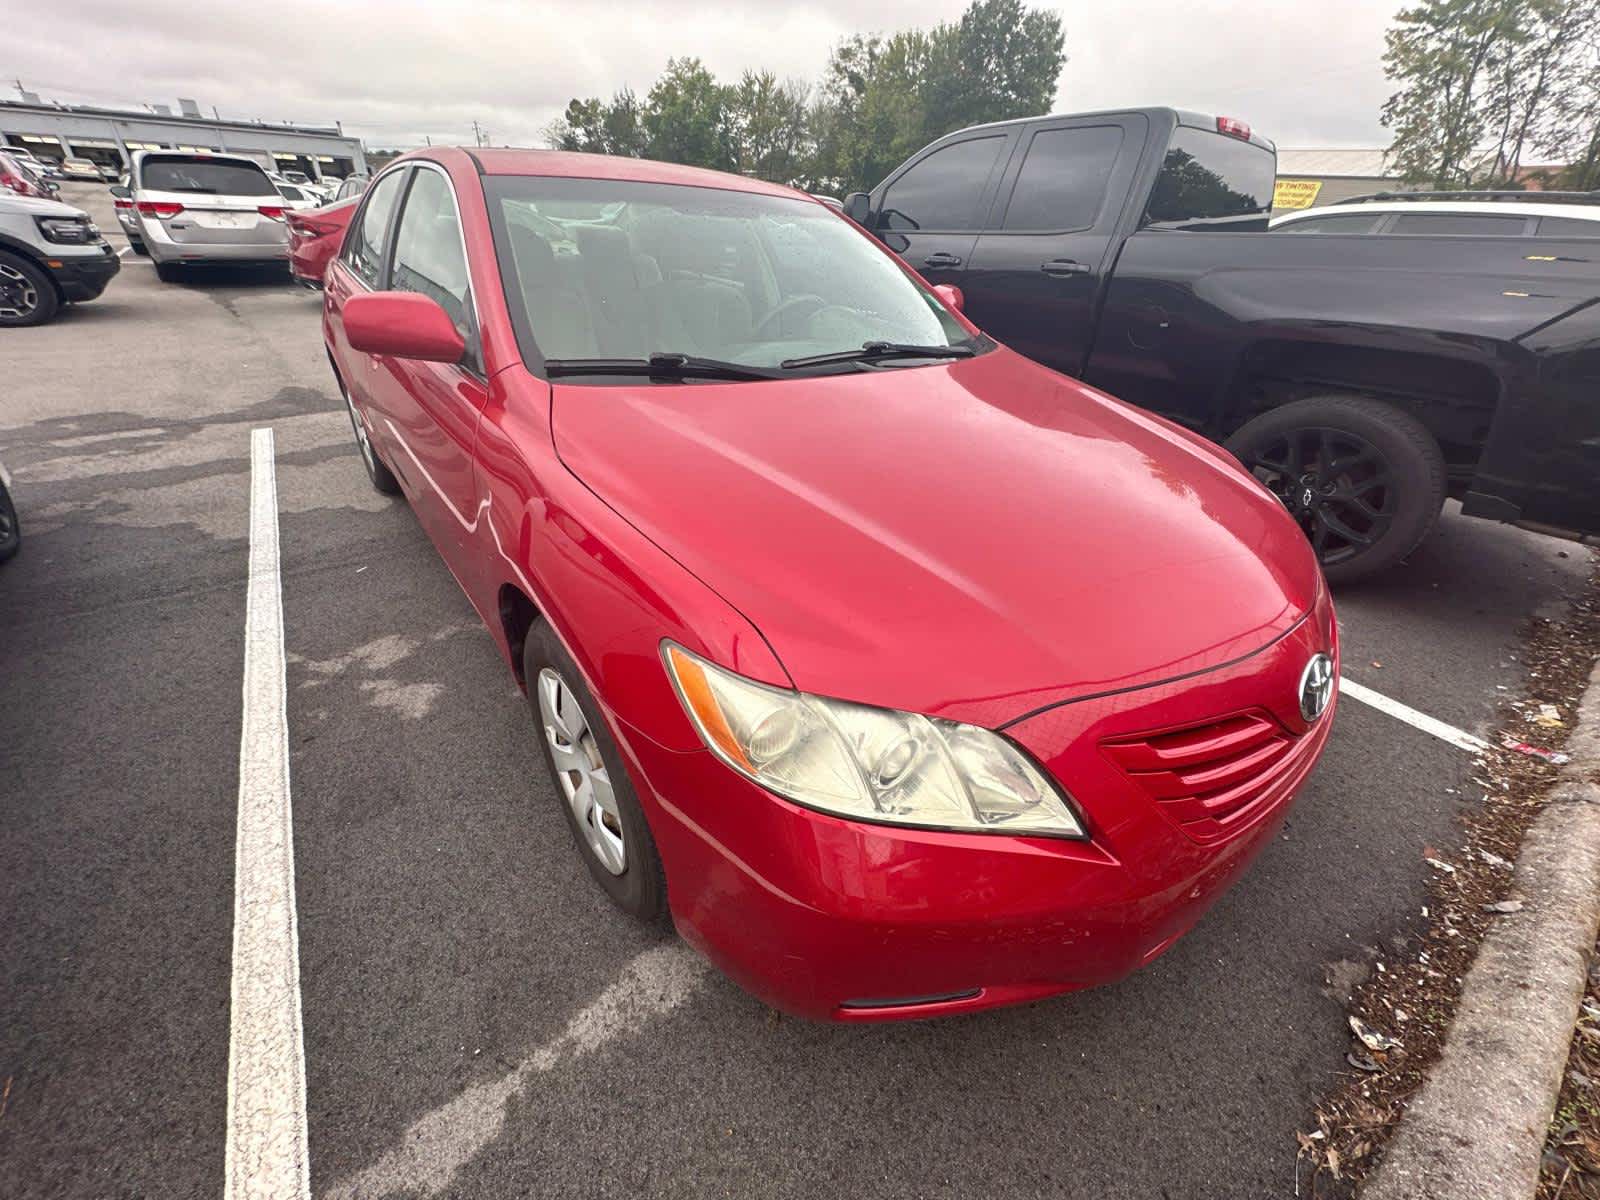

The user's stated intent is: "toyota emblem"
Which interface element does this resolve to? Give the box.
[1298,653,1334,722]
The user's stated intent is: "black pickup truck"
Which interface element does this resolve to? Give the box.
[843,108,1600,580]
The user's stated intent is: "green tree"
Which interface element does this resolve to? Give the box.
[1382,0,1526,187]
[1479,0,1599,185]
[643,57,736,171]
[726,71,812,182]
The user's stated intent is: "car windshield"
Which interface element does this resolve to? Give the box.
[140,156,275,196]
[486,175,975,375]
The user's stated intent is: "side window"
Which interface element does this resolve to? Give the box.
[344,169,406,287]
[389,169,476,357]
[1388,212,1528,236]
[880,136,1006,233]
[1536,215,1600,238]
[1275,213,1387,234]
[999,126,1124,232]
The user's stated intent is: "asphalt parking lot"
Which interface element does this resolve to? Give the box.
[2,180,1595,1200]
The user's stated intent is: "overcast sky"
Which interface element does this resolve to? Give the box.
[11,0,1399,151]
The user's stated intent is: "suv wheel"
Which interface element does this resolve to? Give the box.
[1227,394,1447,583]
[0,251,59,327]
[154,261,183,284]
[0,477,18,562]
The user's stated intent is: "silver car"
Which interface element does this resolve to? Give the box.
[129,151,289,281]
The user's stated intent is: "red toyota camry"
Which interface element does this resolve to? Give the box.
[322,147,1337,1021]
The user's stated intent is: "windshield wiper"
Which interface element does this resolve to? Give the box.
[543,352,782,381]
[779,341,976,370]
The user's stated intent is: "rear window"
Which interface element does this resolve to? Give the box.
[1388,212,1528,236]
[139,155,274,196]
[1146,128,1275,225]
[1536,215,1600,238]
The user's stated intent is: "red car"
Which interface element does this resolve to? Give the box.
[323,148,1337,1021]
[287,197,356,287]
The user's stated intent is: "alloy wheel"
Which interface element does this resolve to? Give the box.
[537,667,627,875]
[0,262,39,321]
[1240,425,1397,567]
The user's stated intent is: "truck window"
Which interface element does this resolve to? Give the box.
[880,136,1006,232]
[1534,215,1600,238]
[999,125,1124,232]
[1146,128,1274,225]
[1387,212,1528,236]
[1276,213,1386,234]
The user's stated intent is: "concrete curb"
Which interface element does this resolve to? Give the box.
[1364,659,1600,1200]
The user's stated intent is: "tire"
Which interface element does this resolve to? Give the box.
[523,621,668,923]
[154,260,184,283]
[335,378,402,496]
[1226,394,1447,583]
[130,239,148,256]
[0,250,60,327]
[0,479,19,563]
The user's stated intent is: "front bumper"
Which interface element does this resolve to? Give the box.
[619,590,1338,1021]
[44,244,120,302]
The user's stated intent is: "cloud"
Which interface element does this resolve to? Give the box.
[10,0,1395,151]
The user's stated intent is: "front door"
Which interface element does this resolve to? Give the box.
[869,131,1016,290]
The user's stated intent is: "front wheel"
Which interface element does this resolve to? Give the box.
[0,478,19,563]
[1226,395,1447,583]
[523,621,667,923]
[0,251,59,327]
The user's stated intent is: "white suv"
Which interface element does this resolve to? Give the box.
[0,190,119,326]
[129,150,290,281]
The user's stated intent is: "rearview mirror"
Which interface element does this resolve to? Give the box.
[843,192,871,225]
[343,292,465,363]
[933,284,964,313]
[108,185,130,199]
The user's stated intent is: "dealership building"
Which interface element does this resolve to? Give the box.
[0,96,367,182]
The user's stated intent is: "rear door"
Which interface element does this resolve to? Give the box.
[868,131,1016,288]
[134,155,284,248]
[960,113,1148,377]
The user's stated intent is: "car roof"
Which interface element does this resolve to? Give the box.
[440,147,806,200]
[1273,200,1600,224]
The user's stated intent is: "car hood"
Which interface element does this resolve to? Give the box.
[552,348,1321,727]
[0,193,88,219]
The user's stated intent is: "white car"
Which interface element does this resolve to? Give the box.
[59,157,106,181]
[273,182,323,211]
[128,150,289,281]
[0,191,119,325]
[1271,194,1600,238]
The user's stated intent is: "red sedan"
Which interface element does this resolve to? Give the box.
[322,148,1337,1021]
[287,197,357,287]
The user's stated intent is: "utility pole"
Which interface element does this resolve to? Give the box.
[470,120,484,147]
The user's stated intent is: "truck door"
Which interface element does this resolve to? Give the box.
[960,114,1148,377]
[869,131,1015,289]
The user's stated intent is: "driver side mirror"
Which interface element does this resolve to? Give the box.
[843,192,872,226]
[108,185,130,199]
[343,292,465,363]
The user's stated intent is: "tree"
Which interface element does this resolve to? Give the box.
[1381,0,1600,188]
[643,58,736,172]
[1382,0,1526,187]
[542,0,1067,192]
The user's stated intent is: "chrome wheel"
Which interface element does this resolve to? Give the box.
[0,261,39,321]
[538,667,626,875]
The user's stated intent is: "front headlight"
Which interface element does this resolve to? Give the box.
[34,216,94,243]
[663,643,1085,838]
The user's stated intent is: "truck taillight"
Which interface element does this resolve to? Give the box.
[1216,117,1251,140]
[136,200,184,218]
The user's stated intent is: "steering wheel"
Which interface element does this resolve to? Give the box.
[753,294,828,342]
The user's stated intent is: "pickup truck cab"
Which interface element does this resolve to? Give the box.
[845,108,1600,579]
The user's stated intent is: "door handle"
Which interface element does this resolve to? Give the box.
[1040,259,1091,277]
[922,252,963,269]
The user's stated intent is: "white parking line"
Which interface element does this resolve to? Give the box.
[1338,676,1491,753]
[224,428,311,1200]
[324,944,705,1200]
[116,245,131,258]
